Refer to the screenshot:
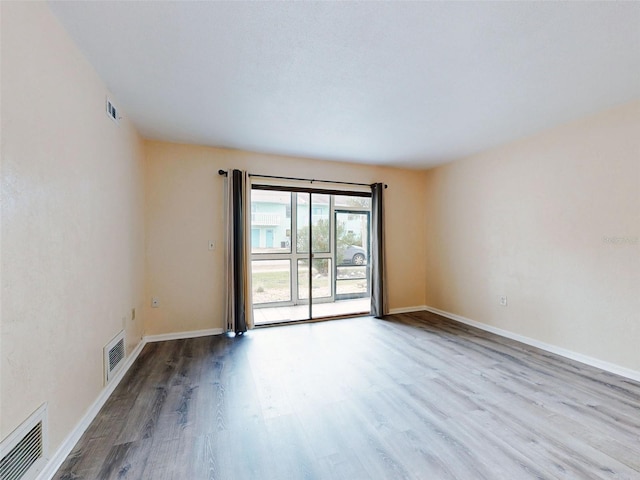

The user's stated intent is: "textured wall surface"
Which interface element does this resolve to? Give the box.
[143,141,427,335]
[424,101,640,372]
[1,1,146,453]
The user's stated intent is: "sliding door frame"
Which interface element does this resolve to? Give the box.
[251,184,371,321]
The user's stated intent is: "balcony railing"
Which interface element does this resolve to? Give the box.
[251,212,281,226]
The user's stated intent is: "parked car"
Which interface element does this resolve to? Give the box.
[343,245,367,265]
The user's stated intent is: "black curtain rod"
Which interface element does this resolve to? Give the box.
[249,173,373,187]
[218,169,386,188]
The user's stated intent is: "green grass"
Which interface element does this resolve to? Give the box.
[252,270,290,289]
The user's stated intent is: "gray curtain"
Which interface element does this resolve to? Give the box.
[370,183,387,317]
[224,169,248,333]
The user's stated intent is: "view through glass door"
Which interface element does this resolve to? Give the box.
[335,209,370,302]
[250,188,371,325]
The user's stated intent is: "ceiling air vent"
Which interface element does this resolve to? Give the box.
[0,404,48,480]
[105,97,120,125]
[104,330,126,385]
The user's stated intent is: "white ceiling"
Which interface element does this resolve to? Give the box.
[49,1,640,169]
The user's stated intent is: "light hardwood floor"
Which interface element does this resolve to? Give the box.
[54,311,640,479]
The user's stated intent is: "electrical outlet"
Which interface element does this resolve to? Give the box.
[208,240,216,251]
[499,295,508,307]
[151,297,160,308]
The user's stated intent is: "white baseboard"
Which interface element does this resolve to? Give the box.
[38,327,224,479]
[37,338,146,480]
[422,305,640,383]
[144,328,223,343]
[388,305,428,315]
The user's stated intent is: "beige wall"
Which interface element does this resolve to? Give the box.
[143,141,427,335]
[1,1,145,453]
[424,101,640,372]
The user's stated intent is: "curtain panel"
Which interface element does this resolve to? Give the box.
[224,169,253,333]
[370,183,387,317]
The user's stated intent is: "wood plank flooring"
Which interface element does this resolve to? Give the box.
[54,311,640,479]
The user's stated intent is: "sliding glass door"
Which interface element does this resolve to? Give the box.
[335,210,370,301]
[250,187,371,324]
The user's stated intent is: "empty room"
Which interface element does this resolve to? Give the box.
[1,1,639,479]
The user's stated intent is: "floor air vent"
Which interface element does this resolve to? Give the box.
[0,404,47,480]
[104,331,125,385]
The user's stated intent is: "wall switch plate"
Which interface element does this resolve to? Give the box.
[499,295,508,306]
[208,240,216,251]
[151,297,160,308]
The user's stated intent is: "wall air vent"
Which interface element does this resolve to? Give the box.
[0,404,48,480]
[104,330,126,385]
[105,97,120,125]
